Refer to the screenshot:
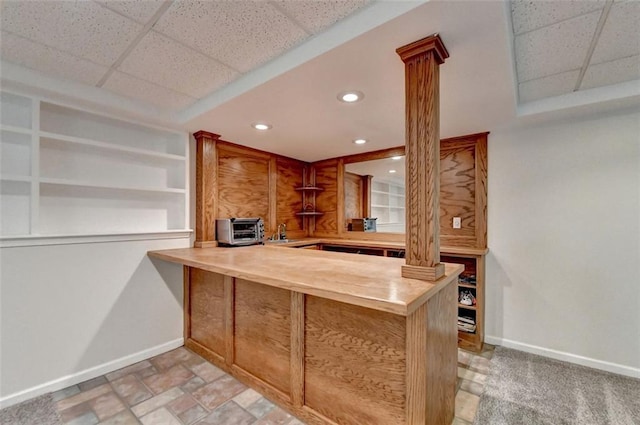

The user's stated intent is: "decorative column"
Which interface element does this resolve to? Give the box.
[193,131,220,248]
[396,34,449,281]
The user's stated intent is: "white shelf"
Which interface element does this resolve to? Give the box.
[40,177,186,194]
[0,229,193,248]
[372,205,405,209]
[1,90,189,237]
[1,174,32,183]
[39,131,186,162]
[0,124,33,135]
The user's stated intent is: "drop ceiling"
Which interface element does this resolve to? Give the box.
[1,0,639,162]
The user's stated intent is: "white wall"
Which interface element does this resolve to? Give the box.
[486,109,640,376]
[0,237,189,407]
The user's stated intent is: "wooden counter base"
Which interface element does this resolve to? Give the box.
[182,266,458,425]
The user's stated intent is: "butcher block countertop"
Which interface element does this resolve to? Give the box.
[148,244,463,316]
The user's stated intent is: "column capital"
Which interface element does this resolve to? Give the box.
[193,130,221,141]
[396,33,449,64]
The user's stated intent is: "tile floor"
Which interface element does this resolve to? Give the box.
[47,344,493,425]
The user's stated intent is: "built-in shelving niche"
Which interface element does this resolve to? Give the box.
[0,91,190,243]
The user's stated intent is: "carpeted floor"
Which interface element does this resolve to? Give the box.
[474,347,640,425]
[0,393,61,425]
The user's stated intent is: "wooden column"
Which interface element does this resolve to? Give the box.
[362,174,373,217]
[193,131,220,248]
[397,34,449,281]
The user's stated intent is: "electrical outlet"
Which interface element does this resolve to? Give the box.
[453,217,461,229]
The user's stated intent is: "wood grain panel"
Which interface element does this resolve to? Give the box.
[217,146,271,231]
[440,144,476,238]
[424,280,457,425]
[276,157,305,236]
[313,162,338,232]
[234,279,291,395]
[291,292,305,407]
[304,296,406,425]
[344,172,363,221]
[189,268,225,357]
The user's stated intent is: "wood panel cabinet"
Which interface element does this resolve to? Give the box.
[305,242,486,351]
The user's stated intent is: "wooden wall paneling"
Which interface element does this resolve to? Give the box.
[336,159,345,235]
[440,140,477,240]
[216,144,272,233]
[362,175,372,218]
[193,131,220,247]
[313,161,338,233]
[224,275,234,366]
[397,35,449,281]
[406,302,427,425]
[475,135,488,248]
[290,292,305,407]
[344,172,363,223]
[270,156,278,237]
[189,268,226,357]
[304,296,406,425]
[424,281,457,424]
[234,279,292,395]
[276,157,306,238]
[439,133,489,248]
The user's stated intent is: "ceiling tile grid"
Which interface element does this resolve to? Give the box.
[273,0,371,34]
[0,30,109,86]
[581,54,640,89]
[0,0,142,66]
[510,0,606,35]
[514,10,602,82]
[103,70,197,109]
[117,30,239,99]
[589,0,640,64]
[518,69,581,103]
[97,0,167,24]
[153,1,309,73]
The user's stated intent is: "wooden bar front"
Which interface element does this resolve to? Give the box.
[182,265,458,425]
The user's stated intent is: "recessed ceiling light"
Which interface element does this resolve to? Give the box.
[353,139,367,145]
[252,123,272,130]
[338,91,364,103]
[389,169,397,173]
[391,156,402,160]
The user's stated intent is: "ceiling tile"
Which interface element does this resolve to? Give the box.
[515,11,600,82]
[96,0,166,24]
[581,55,640,89]
[0,0,142,66]
[510,0,605,35]
[118,31,238,98]
[103,71,197,110]
[154,1,308,73]
[0,31,108,86]
[518,70,580,103]
[590,1,640,64]
[273,0,370,34]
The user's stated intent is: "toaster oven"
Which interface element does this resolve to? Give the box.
[216,218,265,246]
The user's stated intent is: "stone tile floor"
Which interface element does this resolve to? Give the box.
[43,344,492,425]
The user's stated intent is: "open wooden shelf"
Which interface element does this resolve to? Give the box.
[296,211,324,216]
[295,186,323,191]
[458,304,477,311]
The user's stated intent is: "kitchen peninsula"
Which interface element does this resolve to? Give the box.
[148,244,462,425]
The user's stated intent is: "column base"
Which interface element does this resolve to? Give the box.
[402,263,445,281]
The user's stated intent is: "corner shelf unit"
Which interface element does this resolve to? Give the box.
[0,90,189,240]
[295,184,324,219]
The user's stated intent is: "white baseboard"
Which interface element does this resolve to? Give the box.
[485,335,640,379]
[0,338,184,409]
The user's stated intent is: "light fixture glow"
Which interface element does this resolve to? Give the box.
[252,123,272,130]
[338,90,364,103]
[389,169,397,173]
[391,156,402,160]
[353,139,367,145]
